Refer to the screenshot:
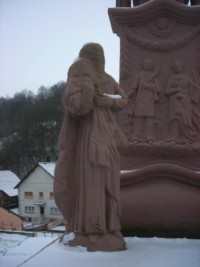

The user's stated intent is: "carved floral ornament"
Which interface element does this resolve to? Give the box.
[126,24,200,51]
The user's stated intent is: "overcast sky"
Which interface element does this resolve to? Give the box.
[0,0,120,98]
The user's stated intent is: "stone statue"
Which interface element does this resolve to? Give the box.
[128,58,160,143]
[54,43,127,252]
[165,59,200,145]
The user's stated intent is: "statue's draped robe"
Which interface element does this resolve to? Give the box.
[166,73,199,143]
[54,58,127,234]
[128,70,160,141]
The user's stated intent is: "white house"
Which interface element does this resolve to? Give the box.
[15,162,63,224]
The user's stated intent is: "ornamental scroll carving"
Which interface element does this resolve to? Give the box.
[126,25,200,52]
[120,35,130,80]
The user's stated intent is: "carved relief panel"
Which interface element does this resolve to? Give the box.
[109,0,200,168]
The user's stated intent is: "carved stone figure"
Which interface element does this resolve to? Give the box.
[128,58,160,143]
[165,59,200,145]
[54,43,127,252]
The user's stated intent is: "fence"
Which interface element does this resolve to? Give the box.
[0,222,23,232]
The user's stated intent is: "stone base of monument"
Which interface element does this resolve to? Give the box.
[62,231,126,252]
[120,162,200,238]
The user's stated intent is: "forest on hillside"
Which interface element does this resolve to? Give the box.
[0,81,65,178]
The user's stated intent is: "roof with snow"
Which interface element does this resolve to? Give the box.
[0,170,20,196]
[15,162,56,188]
[38,162,55,177]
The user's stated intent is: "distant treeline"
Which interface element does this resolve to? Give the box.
[0,81,65,178]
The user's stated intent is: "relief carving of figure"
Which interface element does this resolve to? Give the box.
[165,59,200,145]
[127,58,161,144]
[54,43,127,251]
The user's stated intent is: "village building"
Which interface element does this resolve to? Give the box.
[0,206,23,231]
[15,162,63,225]
[0,170,20,209]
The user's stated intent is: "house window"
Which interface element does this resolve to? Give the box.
[50,207,60,214]
[25,206,35,213]
[50,192,54,199]
[24,192,33,198]
[39,192,44,199]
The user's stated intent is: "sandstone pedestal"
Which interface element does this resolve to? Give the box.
[109,0,200,236]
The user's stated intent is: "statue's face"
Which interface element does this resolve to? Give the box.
[172,60,183,74]
[142,59,153,71]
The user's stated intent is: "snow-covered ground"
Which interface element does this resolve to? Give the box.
[0,232,59,267]
[0,232,200,267]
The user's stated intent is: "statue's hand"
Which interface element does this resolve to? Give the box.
[176,93,184,99]
[95,95,113,108]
